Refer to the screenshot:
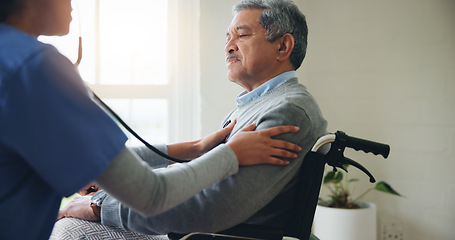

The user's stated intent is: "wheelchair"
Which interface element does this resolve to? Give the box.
[168,131,390,240]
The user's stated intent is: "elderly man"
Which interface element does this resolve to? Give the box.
[53,0,326,238]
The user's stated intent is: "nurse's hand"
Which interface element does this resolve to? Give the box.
[227,122,301,166]
[166,120,236,160]
[197,119,236,154]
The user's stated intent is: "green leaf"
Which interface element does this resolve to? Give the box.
[334,171,343,182]
[323,171,336,184]
[348,178,359,183]
[323,171,344,184]
[374,181,402,196]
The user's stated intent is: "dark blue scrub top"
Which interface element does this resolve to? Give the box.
[0,23,128,240]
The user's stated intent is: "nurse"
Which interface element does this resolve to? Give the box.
[0,0,302,239]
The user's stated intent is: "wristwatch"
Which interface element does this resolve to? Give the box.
[90,190,106,218]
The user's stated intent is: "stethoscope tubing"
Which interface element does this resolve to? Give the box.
[91,91,188,163]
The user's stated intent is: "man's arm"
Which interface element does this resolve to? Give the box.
[100,103,324,235]
[131,145,169,168]
[58,123,302,221]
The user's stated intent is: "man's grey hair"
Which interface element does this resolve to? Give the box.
[233,0,308,70]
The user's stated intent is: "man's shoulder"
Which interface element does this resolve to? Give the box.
[257,81,326,132]
[269,80,320,113]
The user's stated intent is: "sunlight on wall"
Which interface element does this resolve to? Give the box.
[39,0,168,85]
[39,0,171,145]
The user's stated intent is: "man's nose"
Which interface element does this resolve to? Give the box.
[225,40,238,54]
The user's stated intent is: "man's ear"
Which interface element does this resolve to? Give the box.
[276,33,295,62]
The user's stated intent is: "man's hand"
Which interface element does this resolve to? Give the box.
[227,122,301,166]
[57,195,100,221]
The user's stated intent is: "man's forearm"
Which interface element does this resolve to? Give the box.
[131,145,169,168]
[100,159,303,235]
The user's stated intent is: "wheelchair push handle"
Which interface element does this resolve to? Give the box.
[336,131,390,158]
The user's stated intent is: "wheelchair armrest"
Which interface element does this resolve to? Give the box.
[168,224,283,240]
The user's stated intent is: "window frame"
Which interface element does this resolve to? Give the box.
[85,0,201,143]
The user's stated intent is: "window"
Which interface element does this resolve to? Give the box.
[40,0,200,145]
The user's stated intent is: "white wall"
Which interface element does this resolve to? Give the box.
[199,1,455,240]
[200,0,242,133]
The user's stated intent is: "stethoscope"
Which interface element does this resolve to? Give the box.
[72,3,186,163]
[91,91,188,163]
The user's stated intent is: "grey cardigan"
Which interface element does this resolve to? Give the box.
[100,78,327,235]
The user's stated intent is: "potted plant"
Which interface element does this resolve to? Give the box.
[312,166,402,240]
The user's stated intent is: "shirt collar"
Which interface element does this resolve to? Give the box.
[236,71,296,105]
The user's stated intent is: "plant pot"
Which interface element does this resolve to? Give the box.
[312,201,377,240]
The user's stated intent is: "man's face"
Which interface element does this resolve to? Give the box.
[225,9,279,91]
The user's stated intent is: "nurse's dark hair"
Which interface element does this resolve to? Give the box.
[233,0,308,70]
[0,0,25,22]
